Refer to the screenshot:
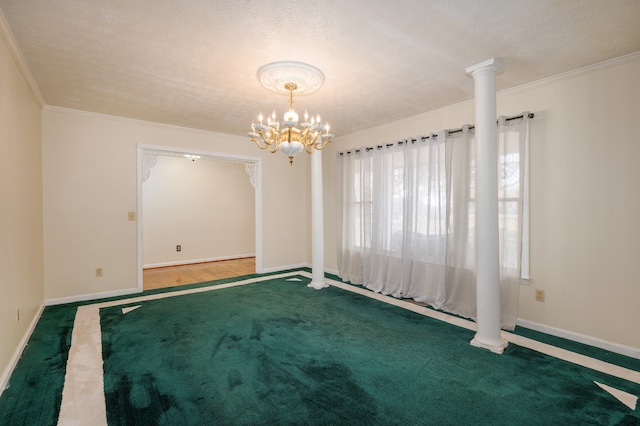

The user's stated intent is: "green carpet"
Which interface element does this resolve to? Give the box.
[2,273,640,425]
[0,304,76,425]
[100,276,639,425]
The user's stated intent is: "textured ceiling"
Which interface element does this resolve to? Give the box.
[1,0,640,137]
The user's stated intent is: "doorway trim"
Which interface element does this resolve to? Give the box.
[136,144,263,292]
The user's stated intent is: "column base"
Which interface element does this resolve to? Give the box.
[307,281,329,290]
[470,334,508,354]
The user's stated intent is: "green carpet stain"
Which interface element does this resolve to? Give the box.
[302,361,378,423]
[105,374,182,426]
[227,369,244,391]
[250,320,264,341]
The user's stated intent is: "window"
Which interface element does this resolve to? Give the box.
[336,114,530,328]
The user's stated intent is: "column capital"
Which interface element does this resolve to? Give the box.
[465,57,505,77]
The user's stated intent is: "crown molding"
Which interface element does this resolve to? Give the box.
[0,8,45,108]
[497,50,640,98]
[43,105,250,141]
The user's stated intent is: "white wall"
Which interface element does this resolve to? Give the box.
[325,53,640,351]
[0,27,44,384]
[142,154,255,266]
[42,107,309,302]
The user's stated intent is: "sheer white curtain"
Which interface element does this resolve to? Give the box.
[336,114,529,330]
[496,115,529,328]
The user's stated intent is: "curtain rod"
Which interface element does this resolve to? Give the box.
[339,112,534,155]
[446,112,534,135]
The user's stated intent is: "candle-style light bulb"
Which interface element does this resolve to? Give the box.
[304,110,309,122]
[325,123,330,134]
[272,110,276,120]
[251,121,255,130]
[316,114,321,124]
[258,113,263,124]
[310,116,315,125]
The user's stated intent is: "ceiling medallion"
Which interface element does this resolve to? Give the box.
[249,61,333,165]
[257,61,325,95]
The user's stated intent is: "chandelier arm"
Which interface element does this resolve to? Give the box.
[304,138,317,154]
[266,135,280,153]
[249,136,269,150]
[299,129,309,144]
[314,137,332,151]
[255,129,281,153]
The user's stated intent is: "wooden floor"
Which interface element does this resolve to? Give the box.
[143,257,256,290]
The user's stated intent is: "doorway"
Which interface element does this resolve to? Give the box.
[136,145,262,292]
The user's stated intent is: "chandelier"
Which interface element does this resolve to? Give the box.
[248,62,333,165]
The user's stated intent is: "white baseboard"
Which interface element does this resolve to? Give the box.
[517,318,640,360]
[0,302,45,394]
[45,287,140,306]
[143,254,256,269]
[259,263,309,274]
[259,264,339,277]
[325,267,339,277]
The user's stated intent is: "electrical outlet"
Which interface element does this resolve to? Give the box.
[176,245,181,252]
[96,267,103,277]
[128,211,136,221]
[535,289,545,302]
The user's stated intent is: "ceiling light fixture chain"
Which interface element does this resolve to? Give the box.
[248,61,334,165]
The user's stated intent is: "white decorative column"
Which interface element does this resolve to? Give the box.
[466,58,507,354]
[308,148,329,289]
